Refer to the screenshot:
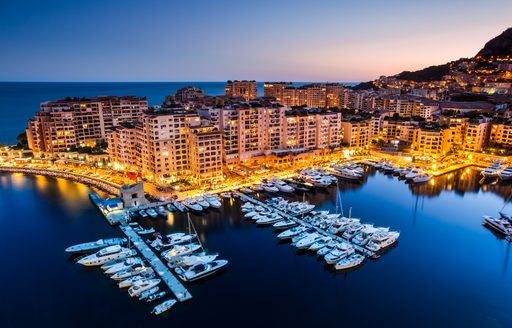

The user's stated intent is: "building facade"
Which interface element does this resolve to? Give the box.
[27,96,147,153]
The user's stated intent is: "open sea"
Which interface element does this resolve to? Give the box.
[0,81,358,145]
[1,168,512,327]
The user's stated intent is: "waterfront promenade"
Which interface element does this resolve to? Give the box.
[0,166,120,195]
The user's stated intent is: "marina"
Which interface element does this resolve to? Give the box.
[2,167,512,327]
[237,193,377,258]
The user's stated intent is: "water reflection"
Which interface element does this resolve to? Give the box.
[404,167,512,201]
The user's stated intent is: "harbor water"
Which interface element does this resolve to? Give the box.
[0,168,511,327]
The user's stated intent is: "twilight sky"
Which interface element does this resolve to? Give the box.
[1,0,511,82]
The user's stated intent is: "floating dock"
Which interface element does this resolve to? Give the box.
[89,192,128,225]
[119,224,192,302]
[237,193,375,258]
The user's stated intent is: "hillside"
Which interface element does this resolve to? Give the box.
[353,27,512,89]
[477,27,512,57]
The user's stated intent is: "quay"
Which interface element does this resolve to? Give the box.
[119,224,192,302]
[237,193,375,257]
[0,166,120,195]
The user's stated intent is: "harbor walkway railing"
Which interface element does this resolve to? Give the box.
[0,166,120,195]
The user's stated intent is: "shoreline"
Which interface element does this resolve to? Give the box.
[0,166,120,196]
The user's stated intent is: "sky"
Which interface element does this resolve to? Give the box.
[0,0,511,82]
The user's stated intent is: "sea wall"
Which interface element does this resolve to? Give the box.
[0,166,120,196]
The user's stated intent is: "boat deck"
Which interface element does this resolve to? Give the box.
[237,193,375,258]
[119,224,192,302]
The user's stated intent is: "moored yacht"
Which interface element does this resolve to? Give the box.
[277,226,308,240]
[273,219,297,230]
[483,215,512,236]
[162,243,202,261]
[175,260,228,282]
[182,198,203,212]
[269,177,295,193]
[334,254,365,270]
[194,195,210,209]
[128,278,161,297]
[146,208,158,219]
[78,246,135,266]
[412,173,432,184]
[481,161,503,178]
[262,182,279,193]
[151,299,177,315]
[111,264,153,280]
[324,243,354,264]
[499,166,512,180]
[104,257,143,274]
[65,238,127,254]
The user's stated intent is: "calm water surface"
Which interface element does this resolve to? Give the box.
[0,168,511,328]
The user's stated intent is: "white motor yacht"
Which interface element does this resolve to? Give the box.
[162,243,202,261]
[334,254,365,270]
[173,201,188,213]
[308,237,334,252]
[262,183,279,193]
[104,257,142,274]
[277,226,308,239]
[151,299,177,315]
[111,264,153,280]
[499,166,512,180]
[255,214,283,225]
[325,243,354,264]
[205,196,222,208]
[78,246,135,266]
[118,272,155,288]
[168,253,218,268]
[138,287,160,301]
[128,278,161,297]
[412,173,432,184]
[295,233,324,249]
[194,195,210,209]
[269,177,295,193]
[151,233,196,251]
[273,219,297,230]
[481,161,503,178]
[65,238,126,254]
[182,198,203,212]
[483,215,512,235]
[405,168,422,180]
[176,260,228,282]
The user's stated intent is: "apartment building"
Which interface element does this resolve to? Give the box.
[264,83,345,108]
[26,96,147,153]
[463,120,489,152]
[340,121,370,148]
[411,126,452,156]
[188,126,223,183]
[224,80,257,100]
[263,82,293,103]
[107,124,138,170]
[381,120,419,144]
[489,123,512,148]
[108,110,223,183]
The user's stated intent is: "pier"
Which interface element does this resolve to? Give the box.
[119,224,192,302]
[237,193,375,257]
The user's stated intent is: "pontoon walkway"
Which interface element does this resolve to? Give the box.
[237,193,375,258]
[119,224,192,302]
